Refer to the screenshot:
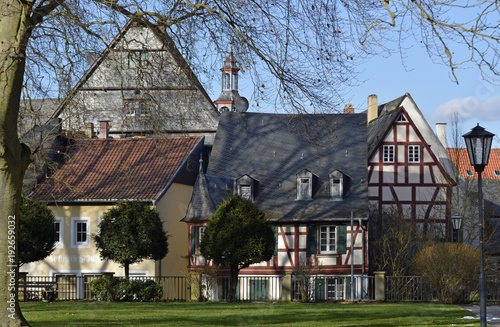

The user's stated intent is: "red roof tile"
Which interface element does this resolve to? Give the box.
[447,148,500,179]
[31,137,202,202]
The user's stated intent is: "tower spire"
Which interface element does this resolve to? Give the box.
[214,47,248,113]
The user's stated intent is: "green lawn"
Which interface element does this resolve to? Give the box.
[20,301,480,327]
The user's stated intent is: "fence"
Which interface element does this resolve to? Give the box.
[385,276,437,302]
[18,275,190,302]
[384,275,500,303]
[290,275,375,302]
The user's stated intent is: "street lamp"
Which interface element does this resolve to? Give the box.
[463,124,495,327]
[451,214,463,243]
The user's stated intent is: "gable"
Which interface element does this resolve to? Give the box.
[51,20,218,138]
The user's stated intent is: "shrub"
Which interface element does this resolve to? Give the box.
[412,243,480,304]
[89,277,162,301]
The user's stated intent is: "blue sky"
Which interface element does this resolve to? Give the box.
[219,43,500,148]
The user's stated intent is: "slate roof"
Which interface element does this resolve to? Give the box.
[447,148,500,179]
[50,19,218,123]
[31,136,203,203]
[184,112,369,222]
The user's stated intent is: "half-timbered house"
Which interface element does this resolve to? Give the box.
[367,93,456,239]
[183,112,369,301]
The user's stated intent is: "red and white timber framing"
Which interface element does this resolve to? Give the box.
[188,223,368,276]
[368,109,455,238]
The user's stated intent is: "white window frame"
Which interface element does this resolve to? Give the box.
[239,185,252,200]
[383,145,394,163]
[319,225,336,254]
[196,226,205,254]
[54,217,63,248]
[408,145,420,163]
[466,170,474,177]
[71,217,90,248]
[128,51,149,68]
[297,178,312,200]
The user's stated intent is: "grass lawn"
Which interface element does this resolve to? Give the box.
[20,301,480,327]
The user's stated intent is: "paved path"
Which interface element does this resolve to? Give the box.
[461,306,500,326]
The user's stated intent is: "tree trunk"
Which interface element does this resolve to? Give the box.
[124,262,130,281]
[0,1,34,326]
[229,265,239,302]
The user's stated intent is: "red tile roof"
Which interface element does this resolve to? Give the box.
[447,148,500,179]
[31,137,202,202]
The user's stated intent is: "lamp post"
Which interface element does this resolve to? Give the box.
[451,214,463,243]
[463,124,495,327]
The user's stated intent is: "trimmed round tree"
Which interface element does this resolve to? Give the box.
[18,197,57,266]
[94,201,168,280]
[200,195,275,302]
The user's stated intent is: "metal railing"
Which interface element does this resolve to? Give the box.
[291,275,375,302]
[385,276,437,302]
[18,275,190,302]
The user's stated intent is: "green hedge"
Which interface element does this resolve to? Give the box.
[89,277,163,302]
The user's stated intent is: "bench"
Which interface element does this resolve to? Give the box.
[19,281,56,301]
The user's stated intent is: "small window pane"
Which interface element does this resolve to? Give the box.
[383,145,394,163]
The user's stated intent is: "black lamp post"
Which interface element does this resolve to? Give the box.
[463,124,495,327]
[451,214,463,243]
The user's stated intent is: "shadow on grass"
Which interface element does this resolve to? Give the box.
[21,302,480,327]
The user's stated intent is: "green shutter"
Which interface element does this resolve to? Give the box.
[315,278,325,302]
[337,225,347,254]
[308,225,317,254]
[190,226,196,255]
[273,226,278,255]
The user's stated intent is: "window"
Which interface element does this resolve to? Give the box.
[319,226,336,254]
[191,225,206,254]
[383,145,394,163]
[397,114,407,122]
[495,170,500,177]
[54,217,63,248]
[329,170,346,201]
[308,225,347,255]
[123,99,151,117]
[71,217,90,248]
[236,175,257,201]
[466,170,474,177]
[128,51,149,68]
[296,169,314,200]
[408,145,420,163]
[240,185,251,200]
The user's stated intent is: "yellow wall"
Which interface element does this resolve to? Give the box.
[156,183,193,276]
[21,183,193,277]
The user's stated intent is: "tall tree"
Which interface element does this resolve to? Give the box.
[93,201,168,280]
[18,197,57,266]
[2,1,500,325]
[200,195,275,302]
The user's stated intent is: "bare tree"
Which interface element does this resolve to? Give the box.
[2,1,500,325]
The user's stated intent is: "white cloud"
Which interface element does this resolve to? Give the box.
[432,96,500,123]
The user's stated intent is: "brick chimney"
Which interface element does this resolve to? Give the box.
[436,123,447,148]
[85,123,95,138]
[367,94,378,123]
[344,104,354,114]
[98,121,110,139]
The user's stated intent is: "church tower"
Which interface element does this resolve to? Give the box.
[214,47,249,112]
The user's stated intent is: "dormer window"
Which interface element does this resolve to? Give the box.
[296,169,314,200]
[329,170,348,201]
[495,170,500,177]
[236,175,257,201]
[466,170,474,177]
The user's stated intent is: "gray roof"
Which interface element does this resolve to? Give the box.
[366,96,405,156]
[184,112,369,222]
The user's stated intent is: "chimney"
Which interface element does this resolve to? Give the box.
[85,123,95,138]
[344,104,354,114]
[367,94,378,123]
[98,121,110,139]
[436,123,447,148]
